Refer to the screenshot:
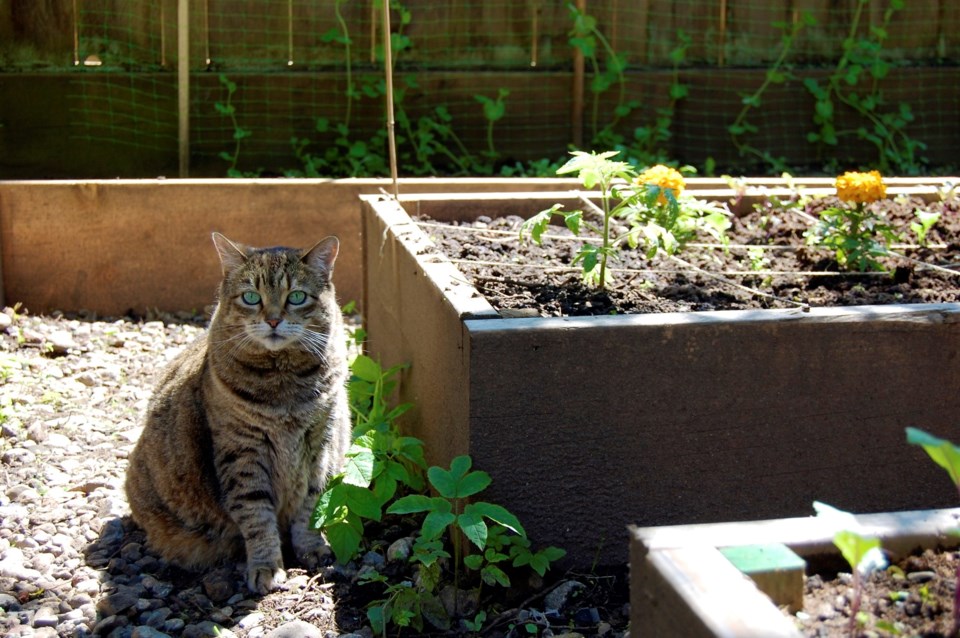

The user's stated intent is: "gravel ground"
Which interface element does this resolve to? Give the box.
[0,307,631,638]
[0,307,354,638]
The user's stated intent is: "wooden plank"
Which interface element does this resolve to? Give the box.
[635,546,802,638]
[634,508,960,560]
[0,178,620,315]
[361,195,473,469]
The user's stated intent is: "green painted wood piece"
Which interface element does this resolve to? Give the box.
[720,543,806,612]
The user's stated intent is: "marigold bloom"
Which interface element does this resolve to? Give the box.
[635,165,685,206]
[835,170,886,204]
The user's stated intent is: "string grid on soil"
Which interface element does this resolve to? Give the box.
[415,194,960,317]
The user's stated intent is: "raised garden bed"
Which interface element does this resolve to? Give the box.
[360,181,960,567]
[629,507,960,637]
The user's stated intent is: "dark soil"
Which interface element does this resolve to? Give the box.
[417,194,960,317]
[790,547,958,637]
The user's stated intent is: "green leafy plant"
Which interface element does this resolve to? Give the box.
[618,30,690,167]
[311,355,425,563]
[567,2,635,145]
[805,201,898,272]
[314,355,564,636]
[814,501,888,636]
[520,151,729,288]
[378,455,565,633]
[803,0,926,174]
[215,74,257,178]
[906,427,960,637]
[320,0,355,127]
[474,89,510,163]
[388,455,525,583]
[910,209,941,247]
[728,13,812,172]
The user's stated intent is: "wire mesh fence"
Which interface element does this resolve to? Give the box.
[1,0,958,177]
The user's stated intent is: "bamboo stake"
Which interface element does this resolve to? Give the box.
[530,0,539,67]
[287,0,294,66]
[178,0,190,177]
[382,0,399,197]
[72,0,80,65]
[203,0,211,67]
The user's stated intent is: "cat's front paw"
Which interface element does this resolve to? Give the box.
[246,562,287,594]
[292,526,332,570]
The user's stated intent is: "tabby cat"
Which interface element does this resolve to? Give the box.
[125,232,351,594]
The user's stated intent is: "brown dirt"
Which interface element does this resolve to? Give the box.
[417,194,960,316]
[790,547,958,637]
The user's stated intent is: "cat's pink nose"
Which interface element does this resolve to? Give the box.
[265,318,282,329]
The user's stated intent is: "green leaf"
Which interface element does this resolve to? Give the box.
[520,205,562,245]
[421,510,457,540]
[455,470,492,499]
[458,509,488,549]
[563,210,583,235]
[343,450,375,487]
[465,502,526,537]
[428,455,489,499]
[387,494,442,515]
[906,427,960,486]
[815,99,834,119]
[463,554,484,570]
[351,354,382,382]
[481,564,511,587]
[766,70,786,84]
[325,515,363,563]
[834,529,882,573]
[367,605,385,636]
[342,484,383,521]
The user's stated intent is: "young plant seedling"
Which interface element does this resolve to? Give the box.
[906,426,960,636]
[519,151,729,288]
[813,501,887,636]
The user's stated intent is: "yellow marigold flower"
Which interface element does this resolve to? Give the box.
[635,165,685,206]
[835,170,887,204]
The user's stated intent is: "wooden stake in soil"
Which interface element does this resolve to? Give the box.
[382,0,399,198]
[177,0,190,178]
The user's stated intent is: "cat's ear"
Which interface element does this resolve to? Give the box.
[211,232,250,274]
[302,236,339,280]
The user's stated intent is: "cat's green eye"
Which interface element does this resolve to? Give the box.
[287,290,308,306]
[241,291,261,306]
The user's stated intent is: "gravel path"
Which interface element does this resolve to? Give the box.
[0,308,353,638]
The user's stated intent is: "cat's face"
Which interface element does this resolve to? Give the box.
[211,233,339,355]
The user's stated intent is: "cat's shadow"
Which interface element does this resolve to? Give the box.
[83,517,356,633]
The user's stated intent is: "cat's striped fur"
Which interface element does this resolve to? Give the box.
[124,232,351,593]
